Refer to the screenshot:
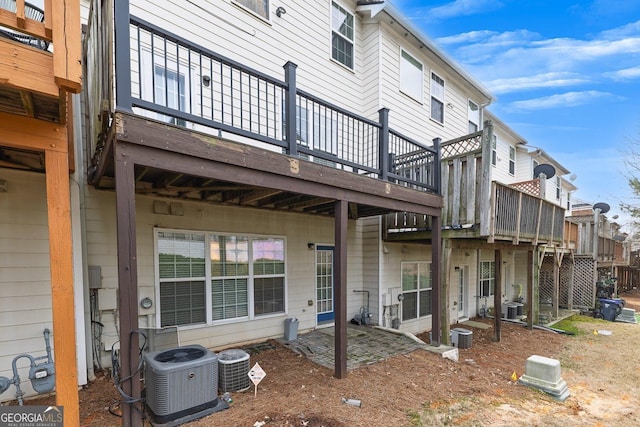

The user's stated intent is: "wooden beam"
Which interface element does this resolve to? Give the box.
[439,235,449,345]
[494,249,502,342]
[334,200,348,379]
[0,7,47,39]
[44,149,79,427]
[431,215,442,346]
[114,113,443,214]
[114,145,143,427]
[52,0,82,93]
[19,90,35,117]
[116,141,441,217]
[527,250,534,330]
[0,111,67,152]
[0,39,58,97]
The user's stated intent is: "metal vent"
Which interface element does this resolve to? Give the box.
[144,345,220,424]
[218,349,251,393]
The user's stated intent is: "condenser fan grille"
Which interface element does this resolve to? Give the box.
[154,347,206,363]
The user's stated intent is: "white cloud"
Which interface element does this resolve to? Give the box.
[427,0,503,20]
[486,72,590,94]
[510,91,614,110]
[604,66,640,81]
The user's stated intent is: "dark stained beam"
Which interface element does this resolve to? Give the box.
[114,144,143,426]
[116,142,440,217]
[431,215,441,346]
[288,197,332,211]
[494,249,502,342]
[240,189,283,204]
[334,200,348,379]
[527,250,533,330]
[114,113,442,216]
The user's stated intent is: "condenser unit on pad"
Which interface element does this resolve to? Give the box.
[144,344,227,426]
[218,348,251,392]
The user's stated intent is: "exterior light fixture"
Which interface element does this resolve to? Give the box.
[276,6,286,17]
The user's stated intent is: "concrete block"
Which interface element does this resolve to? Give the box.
[615,308,638,324]
[518,355,570,401]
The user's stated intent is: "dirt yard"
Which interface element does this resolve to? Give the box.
[19,290,640,426]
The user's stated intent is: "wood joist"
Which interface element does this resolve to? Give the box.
[93,112,443,219]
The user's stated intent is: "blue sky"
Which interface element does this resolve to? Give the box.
[393,0,640,227]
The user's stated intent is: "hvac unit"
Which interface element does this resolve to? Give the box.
[144,345,227,425]
[218,349,251,393]
[451,328,473,349]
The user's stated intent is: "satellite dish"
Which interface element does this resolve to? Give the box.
[593,202,610,213]
[534,163,556,179]
[569,173,577,182]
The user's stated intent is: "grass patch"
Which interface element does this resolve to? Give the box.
[551,314,609,335]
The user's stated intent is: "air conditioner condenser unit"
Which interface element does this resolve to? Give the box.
[144,344,228,426]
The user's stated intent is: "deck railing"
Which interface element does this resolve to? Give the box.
[385,124,565,244]
[103,10,439,193]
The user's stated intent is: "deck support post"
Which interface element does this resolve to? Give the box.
[114,143,143,427]
[527,250,534,329]
[334,200,348,379]
[431,215,442,346]
[494,249,502,341]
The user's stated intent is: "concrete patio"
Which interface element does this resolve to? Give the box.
[278,324,431,370]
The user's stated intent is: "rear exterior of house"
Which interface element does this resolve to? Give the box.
[78,1,491,422]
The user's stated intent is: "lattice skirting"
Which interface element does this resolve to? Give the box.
[540,255,595,309]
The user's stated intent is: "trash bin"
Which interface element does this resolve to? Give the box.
[597,298,624,321]
[284,317,299,341]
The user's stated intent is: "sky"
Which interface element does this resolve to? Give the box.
[392,0,640,229]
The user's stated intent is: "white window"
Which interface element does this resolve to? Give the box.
[430,72,445,123]
[468,100,479,133]
[234,0,269,20]
[480,261,495,297]
[509,146,515,175]
[331,2,354,69]
[154,65,186,126]
[401,262,432,321]
[399,49,423,102]
[532,159,539,178]
[157,230,285,327]
[556,176,561,200]
[491,135,497,166]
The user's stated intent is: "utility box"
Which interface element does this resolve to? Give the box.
[284,317,299,341]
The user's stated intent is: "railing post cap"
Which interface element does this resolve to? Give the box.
[284,61,298,70]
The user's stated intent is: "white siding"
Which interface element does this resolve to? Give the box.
[84,188,367,359]
[360,217,381,324]
[0,170,54,401]
[129,0,365,114]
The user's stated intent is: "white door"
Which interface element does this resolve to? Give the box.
[457,266,468,321]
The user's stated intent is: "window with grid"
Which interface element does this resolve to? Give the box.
[331,2,354,69]
[156,230,286,327]
[468,100,479,133]
[400,49,423,102]
[154,65,186,127]
[556,176,561,200]
[158,232,207,327]
[211,235,250,321]
[491,135,497,166]
[430,72,445,123]
[234,0,269,19]
[480,261,495,297]
[253,237,285,315]
[509,146,515,175]
[401,262,432,321]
